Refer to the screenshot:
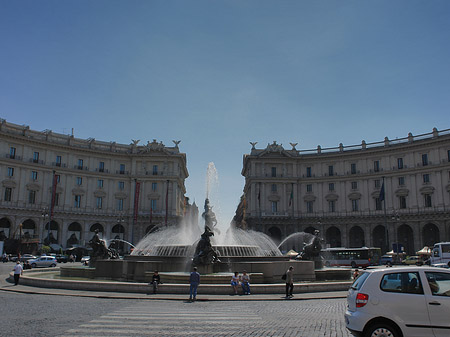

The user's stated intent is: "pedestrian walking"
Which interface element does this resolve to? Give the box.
[285,266,294,298]
[2,253,7,263]
[189,267,200,301]
[240,270,251,295]
[13,261,23,285]
[231,271,240,295]
[149,270,162,294]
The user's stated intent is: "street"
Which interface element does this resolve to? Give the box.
[0,262,351,337]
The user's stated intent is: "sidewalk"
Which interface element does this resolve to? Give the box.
[0,269,349,301]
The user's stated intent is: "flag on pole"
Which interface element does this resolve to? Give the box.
[379,182,385,202]
[50,172,58,217]
[289,184,294,207]
[133,181,141,221]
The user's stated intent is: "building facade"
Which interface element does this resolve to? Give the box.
[236,128,450,255]
[0,120,190,252]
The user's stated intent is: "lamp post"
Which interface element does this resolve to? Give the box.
[42,207,49,246]
[391,210,400,263]
[116,213,125,253]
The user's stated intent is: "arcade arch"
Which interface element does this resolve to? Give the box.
[349,226,365,248]
[325,226,341,248]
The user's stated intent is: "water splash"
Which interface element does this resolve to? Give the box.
[277,232,315,253]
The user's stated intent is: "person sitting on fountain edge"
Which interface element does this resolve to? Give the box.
[149,270,162,294]
[231,271,240,295]
[240,270,251,295]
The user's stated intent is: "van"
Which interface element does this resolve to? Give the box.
[430,242,450,266]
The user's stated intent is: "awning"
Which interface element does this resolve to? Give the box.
[49,244,63,252]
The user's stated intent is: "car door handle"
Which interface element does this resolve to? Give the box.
[429,302,441,306]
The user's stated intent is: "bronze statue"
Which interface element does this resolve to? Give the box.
[298,230,322,260]
[89,229,119,260]
[192,226,220,266]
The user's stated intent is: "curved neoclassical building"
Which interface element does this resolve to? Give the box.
[0,120,191,252]
[237,128,450,255]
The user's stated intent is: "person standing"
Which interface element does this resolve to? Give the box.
[150,270,162,294]
[285,266,294,298]
[240,270,251,295]
[189,267,200,301]
[13,261,23,285]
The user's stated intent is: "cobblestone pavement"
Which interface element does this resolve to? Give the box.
[59,298,351,337]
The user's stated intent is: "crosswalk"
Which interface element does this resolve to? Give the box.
[59,301,262,336]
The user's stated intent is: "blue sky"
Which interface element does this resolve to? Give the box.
[1,1,450,226]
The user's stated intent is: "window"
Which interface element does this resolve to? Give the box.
[271,167,277,177]
[397,158,403,169]
[306,167,312,178]
[119,164,125,174]
[55,175,60,183]
[422,154,428,166]
[306,184,312,192]
[56,155,62,167]
[380,272,423,294]
[97,179,104,188]
[9,147,16,159]
[425,272,450,297]
[351,181,358,190]
[33,152,39,163]
[117,199,124,211]
[28,190,36,204]
[399,196,407,209]
[31,171,38,181]
[328,165,334,176]
[328,200,335,212]
[306,201,314,213]
[424,194,432,208]
[374,160,380,172]
[99,161,105,172]
[151,199,157,210]
[74,195,81,208]
[271,184,277,192]
[153,165,158,175]
[152,182,158,191]
[4,187,12,201]
[271,201,278,213]
[398,177,405,186]
[96,197,103,209]
[423,174,430,183]
[375,197,382,211]
[351,163,356,174]
[329,183,334,191]
[54,193,59,206]
[118,181,124,190]
[76,177,82,185]
[448,150,450,162]
[352,199,359,212]
[7,167,14,177]
[374,179,380,188]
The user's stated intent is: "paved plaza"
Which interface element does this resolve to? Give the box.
[0,263,352,337]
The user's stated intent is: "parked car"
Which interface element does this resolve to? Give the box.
[345,266,450,337]
[403,255,422,265]
[55,254,69,263]
[20,254,37,262]
[29,256,58,268]
[379,255,393,266]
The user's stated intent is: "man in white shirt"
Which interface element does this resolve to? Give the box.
[13,261,23,285]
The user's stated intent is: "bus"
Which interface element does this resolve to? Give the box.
[430,242,450,266]
[321,247,381,268]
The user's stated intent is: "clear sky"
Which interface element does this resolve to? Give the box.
[1,1,449,227]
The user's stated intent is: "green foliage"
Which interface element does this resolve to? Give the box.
[41,245,51,254]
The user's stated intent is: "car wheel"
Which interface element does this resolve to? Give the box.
[325,261,331,267]
[31,263,37,268]
[351,261,357,268]
[50,263,56,267]
[365,322,401,337]
[448,261,450,268]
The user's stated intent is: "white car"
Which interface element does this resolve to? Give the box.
[29,256,58,268]
[345,266,450,337]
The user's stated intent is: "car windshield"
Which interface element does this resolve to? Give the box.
[350,272,369,290]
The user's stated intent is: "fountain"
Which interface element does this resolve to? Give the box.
[61,163,319,285]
